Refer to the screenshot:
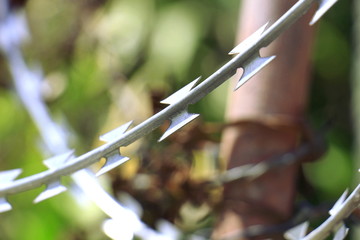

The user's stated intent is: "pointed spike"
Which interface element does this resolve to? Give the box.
[0,169,22,213]
[100,121,133,143]
[284,222,309,240]
[159,110,199,142]
[43,150,74,169]
[33,181,67,203]
[161,77,201,105]
[329,189,348,216]
[96,152,130,177]
[0,169,22,183]
[235,54,276,90]
[0,197,13,213]
[229,22,269,55]
[310,0,338,25]
[333,224,348,240]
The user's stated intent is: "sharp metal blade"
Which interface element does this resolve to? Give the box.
[284,222,309,240]
[0,169,22,183]
[333,224,348,240]
[0,197,12,213]
[100,121,133,143]
[33,181,67,203]
[161,77,201,105]
[229,22,269,55]
[159,110,199,142]
[310,0,338,25]
[235,54,276,90]
[96,152,130,177]
[329,189,348,216]
[43,150,74,169]
[0,169,23,213]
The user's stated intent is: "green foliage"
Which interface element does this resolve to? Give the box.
[0,0,239,239]
[308,0,354,202]
[0,0,354,239]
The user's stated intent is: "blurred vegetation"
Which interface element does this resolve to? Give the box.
[305,0,353,200]
[0,0,355,239]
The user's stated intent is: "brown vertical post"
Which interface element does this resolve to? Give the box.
[213,0,315,239]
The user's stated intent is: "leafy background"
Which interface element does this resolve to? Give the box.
[0,0,354,239]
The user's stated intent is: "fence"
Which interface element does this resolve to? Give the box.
[0,0,355,239]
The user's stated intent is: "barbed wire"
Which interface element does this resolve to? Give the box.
[0,0,352,240]
[216,123,327,185]
[0,0,333,200]
[0,2,179,239]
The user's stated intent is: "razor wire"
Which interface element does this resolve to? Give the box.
[0,1,180,239]
[214,184,360,240]
[0,0,339,201]
[2,1,356,240]
[0,1,351,240]
[284,184,360,240]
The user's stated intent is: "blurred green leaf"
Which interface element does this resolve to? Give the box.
[304,141,352,199]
